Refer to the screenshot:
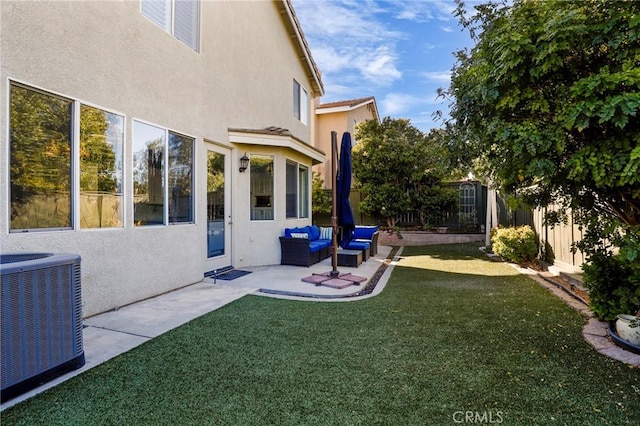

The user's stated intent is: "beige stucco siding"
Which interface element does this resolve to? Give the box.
[1,0,321,316]
[315,111,348,188]
[314,102,377,189]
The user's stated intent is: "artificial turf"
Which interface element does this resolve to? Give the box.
[3,243,639,425]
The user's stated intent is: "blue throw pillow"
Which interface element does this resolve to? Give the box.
[309,225,320,240]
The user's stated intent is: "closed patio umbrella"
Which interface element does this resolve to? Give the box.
[336,132,355,248]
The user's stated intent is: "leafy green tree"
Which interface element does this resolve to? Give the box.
[445,0,640,316]
[352,117,454,228]
[446,0,639,230]
[311,172,331,215]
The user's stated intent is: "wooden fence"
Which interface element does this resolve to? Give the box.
[532,206,586,270]
[495,194,585,270]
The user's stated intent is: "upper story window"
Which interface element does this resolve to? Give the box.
[141,0,200,52]
[293,79,308,125]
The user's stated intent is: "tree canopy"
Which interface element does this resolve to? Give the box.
[445,0,639,251]
[352,117,457,228]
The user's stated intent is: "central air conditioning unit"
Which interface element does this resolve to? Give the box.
[1,253,85,403]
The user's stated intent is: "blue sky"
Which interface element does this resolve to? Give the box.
[291,0,477,132]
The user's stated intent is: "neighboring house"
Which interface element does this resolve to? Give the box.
[0,0,324,317]
[314,96,379,189]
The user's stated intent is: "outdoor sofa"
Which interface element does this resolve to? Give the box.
[279,225,333,266]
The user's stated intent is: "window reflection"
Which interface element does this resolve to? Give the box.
[133,121,165,226]
[299,165,309,218]
[250,154,274,221]
[286,160,309,219]
[286,161,297,218]
[9,83,73,231]
[169,132,194,223]
[207,151,225,257]
[80,105,124,228]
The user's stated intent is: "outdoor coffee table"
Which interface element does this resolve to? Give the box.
[337,249,362,268]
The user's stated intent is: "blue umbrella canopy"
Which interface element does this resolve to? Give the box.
[336,132,355,248]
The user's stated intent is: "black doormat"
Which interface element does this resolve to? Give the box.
[204,269,252,281]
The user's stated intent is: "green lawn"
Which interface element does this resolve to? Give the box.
[3,244,639,425]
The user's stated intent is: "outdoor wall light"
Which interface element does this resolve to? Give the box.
[239,153,250,172]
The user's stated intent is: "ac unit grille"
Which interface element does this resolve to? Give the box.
[1,253,85,402]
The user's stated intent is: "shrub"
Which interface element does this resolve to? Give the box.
[311,172,331,215]
[583,252,640,321]
[491,225,538,264]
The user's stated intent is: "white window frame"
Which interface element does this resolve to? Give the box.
[293,79,308,125]
[132,119,195,227]
[285,159,309,219]
[250,154,275,221]
[8,80,126,232]
[459,182,477,226]
[141,0,200,52]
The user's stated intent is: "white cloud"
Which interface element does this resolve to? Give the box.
[293,0,401,43]
[440,26,455,33]
[358,46,402,84]
[387,0,457,23]
[293,0,405,88]
[311,46,353,74]
[422,71,451,84]
[380,93,424,115]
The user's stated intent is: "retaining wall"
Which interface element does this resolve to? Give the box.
[378,232,484,246]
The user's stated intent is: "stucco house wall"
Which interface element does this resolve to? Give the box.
[1,0,324,317]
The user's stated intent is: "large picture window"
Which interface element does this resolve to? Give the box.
[141,0,200,52]
[80,105,124,228]
[250,154,274,221]
[8,82,192,232]
[9,83,73,231]
[286,160,309,219]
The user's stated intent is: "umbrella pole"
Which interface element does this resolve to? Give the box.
[330,131,340,278]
